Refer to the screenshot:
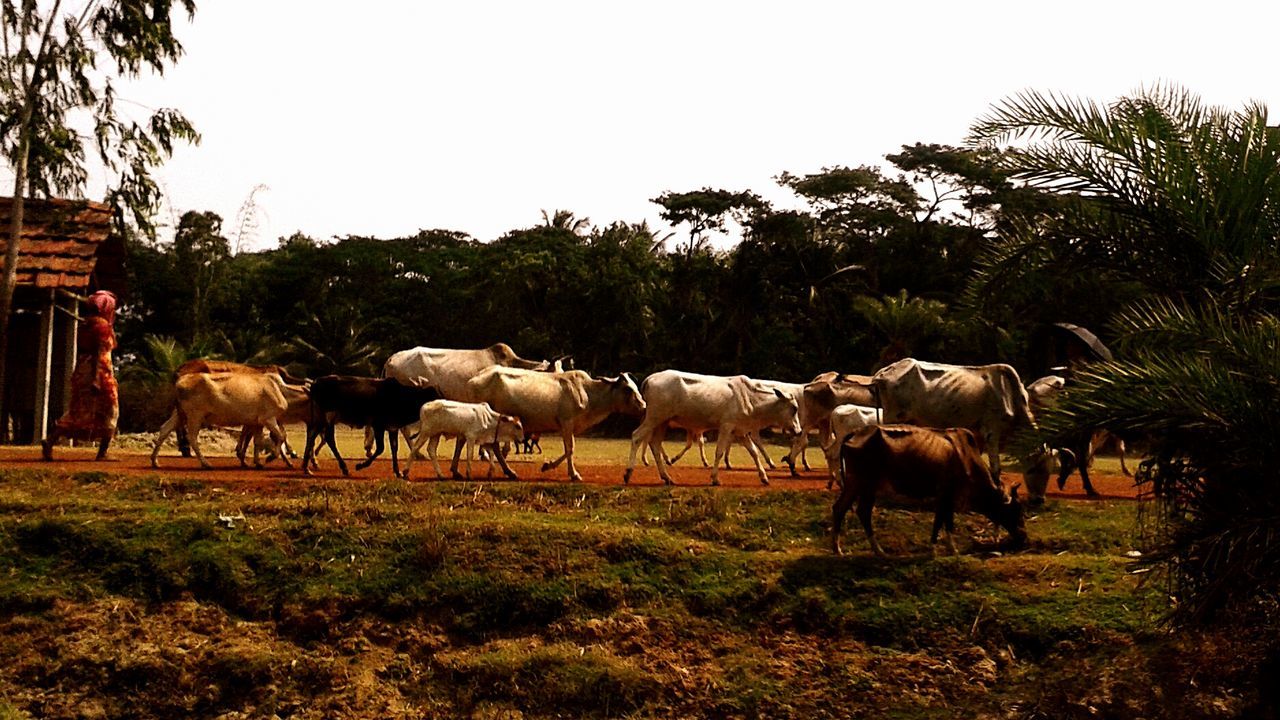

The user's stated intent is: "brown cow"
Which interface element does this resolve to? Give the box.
[831,425,1027,556]
[174,359,308,458]
[150,372,294,469]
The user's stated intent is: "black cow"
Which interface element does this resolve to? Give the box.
[303,376,440,478]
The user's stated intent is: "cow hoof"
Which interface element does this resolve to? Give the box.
[622,470,633,484]
[760,478,770,486]
[540,462,554,472]
[452,472,465,481]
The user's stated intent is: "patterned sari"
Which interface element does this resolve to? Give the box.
[52,292,119,441]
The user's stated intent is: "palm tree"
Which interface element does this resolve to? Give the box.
[967,84,1280,310]
[852,290,952,369]
[972,85,1280,626]
[539,209,591,236]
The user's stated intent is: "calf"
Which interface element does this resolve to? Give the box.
[784,373,875,475]
[303,376,441,478]
[403,400,524,480]
[235,383,313,468]
[831,425,1027,557]
[150,372,293,469]
[822,403,881,489]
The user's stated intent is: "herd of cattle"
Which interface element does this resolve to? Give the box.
[145,343,1121,555]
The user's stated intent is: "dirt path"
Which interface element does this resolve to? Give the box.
[0,446,1140,500]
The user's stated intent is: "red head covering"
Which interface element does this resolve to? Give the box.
[88,290,117,325]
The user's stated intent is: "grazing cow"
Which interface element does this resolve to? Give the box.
[831,425,1028,556]
[378,343,559,465]
[1023,374,1130,503]
[403,400,525,480]
[303,376,441,478]
[623,370,802,486]
[784,373,876,476]
[150,372,294,469]
[173,359,308,457]
[822,403,881,489]
[467,367,645,482]
[871,358,1036,482]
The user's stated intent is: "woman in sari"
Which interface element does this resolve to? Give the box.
[41,290,119,461]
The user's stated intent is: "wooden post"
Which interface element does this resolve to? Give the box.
[33,288,55,442]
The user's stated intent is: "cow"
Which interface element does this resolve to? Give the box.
[403,400,525,480]
[1023,374,1131,503]
[871,358,1036,483]
[377,343,560,467]
[822,403,881,489]
[783,373,876,476]
[150,372,294,469]
[303,376,441,478]
[831,425,1028,557]
[235,383,314,469]
[173,359,308,457]
[467,367,645,482]
[623,370,802,486]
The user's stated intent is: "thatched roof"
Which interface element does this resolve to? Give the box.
[0,197,115,290]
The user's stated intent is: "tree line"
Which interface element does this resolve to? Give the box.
[118,142,1086,420]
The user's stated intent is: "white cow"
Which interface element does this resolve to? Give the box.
[467,367,645,482]
[403,400,525,480]
[623,370,802,486]
[1023,374,1130,503]
[871,358,1036,482]
[822,403,881,489]
[150,372,294,469]
[377,343,555,464]
[784,373,876,475]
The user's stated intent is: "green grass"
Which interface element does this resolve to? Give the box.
[0,466,1258,720]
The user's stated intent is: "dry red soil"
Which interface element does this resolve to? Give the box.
[0,446,1140,500]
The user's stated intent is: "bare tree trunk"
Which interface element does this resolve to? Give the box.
[0,121,32,442]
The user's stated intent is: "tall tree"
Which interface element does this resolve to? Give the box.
[650,187,764,255]
[0,0,199,427]
[972,85,1280,626]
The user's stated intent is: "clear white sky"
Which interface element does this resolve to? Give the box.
[82,1,1280,250]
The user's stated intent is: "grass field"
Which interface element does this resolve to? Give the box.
[0,460,1264,719]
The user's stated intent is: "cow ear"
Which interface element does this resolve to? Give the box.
[773,388,786,400]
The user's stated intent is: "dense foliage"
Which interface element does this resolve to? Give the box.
[117,143,1053,403]
[971,85,1280,629]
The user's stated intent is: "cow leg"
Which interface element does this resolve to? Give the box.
[149,411,182,468]
[302,423,320,476]
[710,428,737,486]
[856,495,885,557]
[624,419,662,484]
[667,432,697,465]
[402,424,427,461]
[830,485,858,555]
[561,432,583,482]
[931,497,958,555]
[356,427,384,471]
[1117,438,1133,477]
[1077,440,1100,497]
[739,432,771,486]
[187,416,213,469]
[363,426,375,458]
[266,420,292,469]
[749,433,776,470]
[696,432,711,468]
[422,435,445,479]
[650,425,674,485]
[985,431,1002,486]
[176,424,192,458]
[824,441,841,491]
[390,430,402,479]
[786,430,807,477]
[325,424,349,476]
[490,439,520,481]
[235,427,253,467]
